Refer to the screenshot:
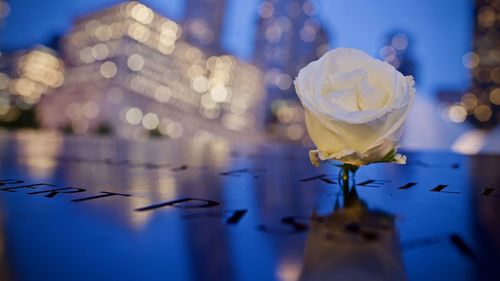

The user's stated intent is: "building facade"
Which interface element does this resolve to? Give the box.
[37,1,265,140]
[253,0,330,141]
[463,0,499,128]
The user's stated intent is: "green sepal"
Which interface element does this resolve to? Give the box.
[376,149,398,163]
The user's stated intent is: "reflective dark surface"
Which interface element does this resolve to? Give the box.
[0,131,499,281]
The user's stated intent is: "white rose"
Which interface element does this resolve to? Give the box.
[294,48,415,167]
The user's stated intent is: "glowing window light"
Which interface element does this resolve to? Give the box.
[100,61,118,78]
[154,86,172,102]
[127,54,145,71]
[142,112,159,129]
[210,85,228,102]
[277,106,294,123]
[130,3,154,25]
[129,75,147,93]
[447,105,467,123]
[380,45,396,62]
[69,31,87,48]
[474,105,492,122]
[157,118,169,134]
[92,43,109,60]
[303,1,317,16]
[276,74,292,90]
[158,44,175,55]
[478,7,496,28]
[391,33,409,50]
[211,70,230,85]
[192,76,208,93]
[166,122,183,138]
[265,68,281,84]
[12,78,44,98]
[220,55,235,67]
[80,47,95,64]
[287,124,304,140]
[299,25,317,42]
[17,51,61,80]
[258,2,274,19]
[461,93,478,110]
[389,57,401,69]
[95,25,113,41]
[187,64,205,78]
[128,22,151,42]
[205,56,218,70]
[462,52,480,69]
[44,72,64,88]
[160,21,179,35]
[21,67,55,86]
[125,107,143,125]
[159,33,176,46]
[207,77,225,90]
[489,88,500,105]
[84,20,101,35]
[185,47,202,62]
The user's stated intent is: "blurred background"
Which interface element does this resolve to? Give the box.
[0,0,498,153]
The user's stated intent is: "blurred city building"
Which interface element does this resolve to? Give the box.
[460,0,499,129]
[182,0,226,55]
[253,0,330,142]
[429,0,499,154]
[0,46,64,127]
[378,32,417,79]
[37,1,265,140]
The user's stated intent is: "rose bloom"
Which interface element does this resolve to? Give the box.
[294,48,415,167]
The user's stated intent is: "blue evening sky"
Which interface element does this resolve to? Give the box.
[1,0,473,95]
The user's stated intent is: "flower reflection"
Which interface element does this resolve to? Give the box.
[299,186,407,281]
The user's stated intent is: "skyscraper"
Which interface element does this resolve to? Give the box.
[183,0,227,55]
[253,0,330,141]
[461,0,499,128]
[378,31,417,79]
